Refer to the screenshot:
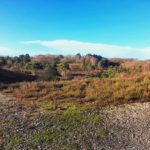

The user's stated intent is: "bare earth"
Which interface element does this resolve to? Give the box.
[0,93,150,150]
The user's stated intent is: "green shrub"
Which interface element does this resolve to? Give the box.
[99,67,118,78]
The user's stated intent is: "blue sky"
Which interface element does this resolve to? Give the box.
[0,0,150,59]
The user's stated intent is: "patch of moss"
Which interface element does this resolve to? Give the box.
[28,129,63,146]
[40,102,56,111]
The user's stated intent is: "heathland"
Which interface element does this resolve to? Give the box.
[1,54,150,149]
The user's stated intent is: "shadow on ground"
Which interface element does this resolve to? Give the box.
[0,69,36,84]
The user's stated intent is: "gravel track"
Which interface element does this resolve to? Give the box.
[0,93,150,150]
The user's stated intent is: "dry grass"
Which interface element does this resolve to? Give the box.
[3,71,150,109]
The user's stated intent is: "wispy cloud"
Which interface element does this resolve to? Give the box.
[0,47,13,56]
[0,47,11,51]
[22,39,150,59]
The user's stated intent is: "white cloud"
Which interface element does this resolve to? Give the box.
[22,39,150,59]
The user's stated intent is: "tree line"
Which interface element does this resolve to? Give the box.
[0,53,120,81]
